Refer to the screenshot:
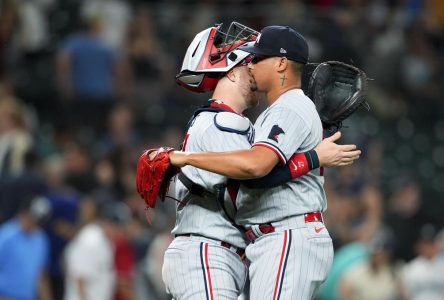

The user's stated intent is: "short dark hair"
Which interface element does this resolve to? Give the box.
[289,60,304,76]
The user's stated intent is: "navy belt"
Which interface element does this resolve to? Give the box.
[245,212,324,242]
[175,233,245,259]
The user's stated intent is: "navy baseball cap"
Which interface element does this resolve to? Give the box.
[239,25,309,64]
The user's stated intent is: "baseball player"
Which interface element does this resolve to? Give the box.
[169,25,361,299]
[162,23,361,300]
[161,24,255,300]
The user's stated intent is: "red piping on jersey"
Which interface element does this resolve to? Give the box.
[226,181,240,209]
[182,133,190,151]
[252,143,287,165]
[273,230,289,300]
[209,100,237,113]
[204,243,214,300]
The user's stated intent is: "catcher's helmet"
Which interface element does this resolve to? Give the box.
[176,22,258,93]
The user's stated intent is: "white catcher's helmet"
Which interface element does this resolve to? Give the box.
[176,22,259,93]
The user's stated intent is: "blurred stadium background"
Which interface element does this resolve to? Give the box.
[1,0,444,299]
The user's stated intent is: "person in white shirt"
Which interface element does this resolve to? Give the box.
[64,201,131,300]
[400,223,444,300]
[339,228,398,300]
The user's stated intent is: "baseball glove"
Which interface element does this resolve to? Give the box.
[302,61,370,130]
[136,147,180,209]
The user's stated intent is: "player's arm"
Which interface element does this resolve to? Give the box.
[170,110,280,179]
[170,131,360,180]
[170,105,360,180]
[241,151,318,188]
[170,146,278,180]
[242,131,359,188]
[172,107,314,180]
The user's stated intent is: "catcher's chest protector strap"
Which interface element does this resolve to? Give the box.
[214,112,250,134]
[178,172,214,198]
[185,99,248,133]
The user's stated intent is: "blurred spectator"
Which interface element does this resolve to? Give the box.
[77,196,99,228]
[63,141,98,195]
[144,231,173,300]
[113,226,136,300]
[93,156,121,201]
[385,178,440,262]
[98,104,139,157]
[42,155,80,300]
[339,228,398,300]
[125,6,172,121]
[0,0,18,72]
[400,223,444,300]
[80,0,132,51]
[425,0,444,28]
[0,94,33,177]
[15,0,54,55]
[353,185,383,242]
[93,146,135,201]
[56,18,125,136]
[316,240,368,300]
[318,183,383,300]
[324,175,380,249]
[124,193,156,300]
[0,195,52,300]
[400,25,439,99]
[12,0,56,114]
[0,148,47,223]
[63,201,131,300]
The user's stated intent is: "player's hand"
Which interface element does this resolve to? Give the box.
[315,132,361,167]
[169,151,188,168]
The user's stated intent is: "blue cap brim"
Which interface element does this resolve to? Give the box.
[238,41,271,56]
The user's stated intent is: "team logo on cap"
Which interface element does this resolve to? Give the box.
[255,33,262,44]
[280,48,287,54]
[268,125,285,142]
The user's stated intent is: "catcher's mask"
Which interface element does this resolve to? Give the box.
[176,22,258,93]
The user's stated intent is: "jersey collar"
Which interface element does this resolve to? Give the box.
[209,99,237,114]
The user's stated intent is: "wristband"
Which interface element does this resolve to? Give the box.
[288,153,309,179]
[304,149,320,170]
[288,150,320,180]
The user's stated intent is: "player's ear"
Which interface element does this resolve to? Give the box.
[276,57,288,72]
[226,68,236,82]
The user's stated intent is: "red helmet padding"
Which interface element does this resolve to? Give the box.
[176,73,220,93]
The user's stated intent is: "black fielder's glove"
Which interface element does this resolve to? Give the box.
[302,61,370,130]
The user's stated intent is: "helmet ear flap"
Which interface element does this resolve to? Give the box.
[175,72,222,93]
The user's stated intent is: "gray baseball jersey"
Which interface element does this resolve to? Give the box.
[163,105,253,300]
[170,109,254,249]
[163,235,248,300]
[236,89,326,227]
[235,89,333,300]
[246,223,333,300]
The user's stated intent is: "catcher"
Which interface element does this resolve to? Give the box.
[137,23,368,299]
